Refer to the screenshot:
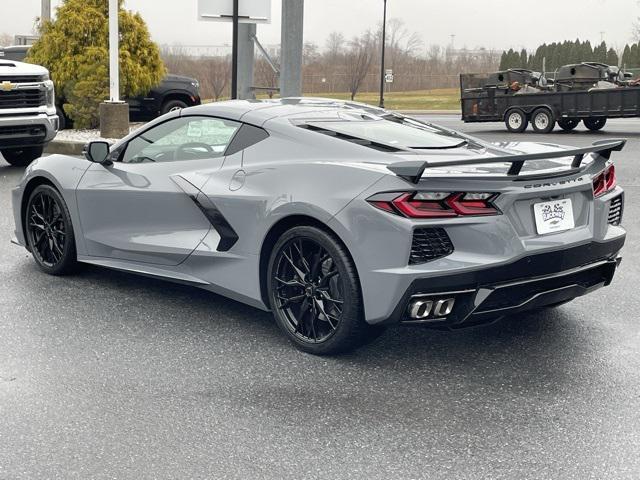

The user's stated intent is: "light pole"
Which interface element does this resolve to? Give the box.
[378,0,387,108]
[108,0,119,102]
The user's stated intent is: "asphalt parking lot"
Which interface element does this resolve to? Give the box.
[1,117,639,480]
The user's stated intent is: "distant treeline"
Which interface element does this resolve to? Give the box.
[500,39,640,72]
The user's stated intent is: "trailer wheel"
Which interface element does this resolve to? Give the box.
[584,117,607,131]
[531,108,555,134]
[505,110,528,133]
[557,118,579,132]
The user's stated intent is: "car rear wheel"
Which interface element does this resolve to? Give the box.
[25,184,77,275]
[584,117,607,131]
[505,110,528,133]
[531,108,555,133]
[1,146,44,167]
[557,118,579,132]
[267,226,375,355]
[161,99,188,115]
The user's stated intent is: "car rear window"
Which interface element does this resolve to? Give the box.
[305,119,466,150]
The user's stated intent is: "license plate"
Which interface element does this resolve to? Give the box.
[533,199,575,235]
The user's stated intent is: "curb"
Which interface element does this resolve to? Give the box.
[45,140,86,156]
[396,110,461,116]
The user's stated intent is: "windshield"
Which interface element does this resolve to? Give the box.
[306,119,466,150]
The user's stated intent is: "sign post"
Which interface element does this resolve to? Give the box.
[198,0,274,100]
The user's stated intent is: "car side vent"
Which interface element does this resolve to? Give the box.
[608,195,623,226]
[410,228,454,265]
[299,124,402,153]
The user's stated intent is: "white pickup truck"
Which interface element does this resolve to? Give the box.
[0,58,58,166]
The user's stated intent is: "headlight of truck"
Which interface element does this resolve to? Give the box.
[191,80,200,89]
[44,80,55,108]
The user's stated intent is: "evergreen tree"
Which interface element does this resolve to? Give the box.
[622,44,632,68]
[27,0,165,128]
[606,48,619,67]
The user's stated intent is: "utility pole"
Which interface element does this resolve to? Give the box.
[280,0,304,98]
[378,0,387,108]
[231,0,239,99]
[41,0,51,22]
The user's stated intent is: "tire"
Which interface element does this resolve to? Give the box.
[161,99,188,115]
[531,108,555,134]
[505,109,528,133]
[584,117,607,131]
[25,184,77,275]
[1,146,44,167]
[267,226,376,355]
[557,118,579,132]
[56,106,68,131]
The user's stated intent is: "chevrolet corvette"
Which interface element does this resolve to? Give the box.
[11,98,626,354]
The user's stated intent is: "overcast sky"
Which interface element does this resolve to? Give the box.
[3,0,638,51]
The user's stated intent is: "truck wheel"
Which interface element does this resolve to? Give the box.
[1,146,44,167]
[161,99,188,115]
[505,110,528,133]
[531,108,555,134]
[584,117,607,131]
[557,118,579,132]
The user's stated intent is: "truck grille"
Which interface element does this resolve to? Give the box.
[0,89,46,109]
[410,228,454,265]
[608,195,623,226]
[0,75,45,83]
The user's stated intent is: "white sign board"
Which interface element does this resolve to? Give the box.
[385,74,394,83]
[198,0,272,24]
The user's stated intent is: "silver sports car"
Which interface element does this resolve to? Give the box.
[11,98,626,354]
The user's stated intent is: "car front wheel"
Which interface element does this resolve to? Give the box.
[25,184,77,275]
[267,226,375,355]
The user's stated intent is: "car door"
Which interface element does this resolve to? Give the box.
[75,115,242,266]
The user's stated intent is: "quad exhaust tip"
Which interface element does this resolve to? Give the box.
[407,297,455,322]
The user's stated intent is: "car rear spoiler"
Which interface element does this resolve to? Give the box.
[387,139,626,184]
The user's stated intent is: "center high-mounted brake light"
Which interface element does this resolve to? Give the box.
[367,192,500,218]
[593,164,616,198]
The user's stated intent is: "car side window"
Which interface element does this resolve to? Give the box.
[121,116,241,164]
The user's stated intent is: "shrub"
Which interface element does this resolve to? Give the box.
[27,0,165,128]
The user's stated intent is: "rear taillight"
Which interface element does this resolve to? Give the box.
[593,164,616,198]
[367,192,499,218]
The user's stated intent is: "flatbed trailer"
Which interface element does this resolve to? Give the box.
[460,73,640,133]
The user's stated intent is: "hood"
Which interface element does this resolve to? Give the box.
[0,59,49,77]
[164,74,197,84]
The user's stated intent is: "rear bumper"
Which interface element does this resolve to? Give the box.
[384,236,625,327]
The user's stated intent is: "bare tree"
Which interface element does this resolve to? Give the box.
[254,57,279,98]
[207,56,230,101]
[345,31,375,100]
[0,32,13,47]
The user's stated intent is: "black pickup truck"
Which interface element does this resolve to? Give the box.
[0,45,201,129]
[127,74,202,122]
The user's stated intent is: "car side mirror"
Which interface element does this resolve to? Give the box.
[83,141,112,165]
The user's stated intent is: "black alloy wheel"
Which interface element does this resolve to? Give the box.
[25,185,77,275]
[268,226,375,355]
